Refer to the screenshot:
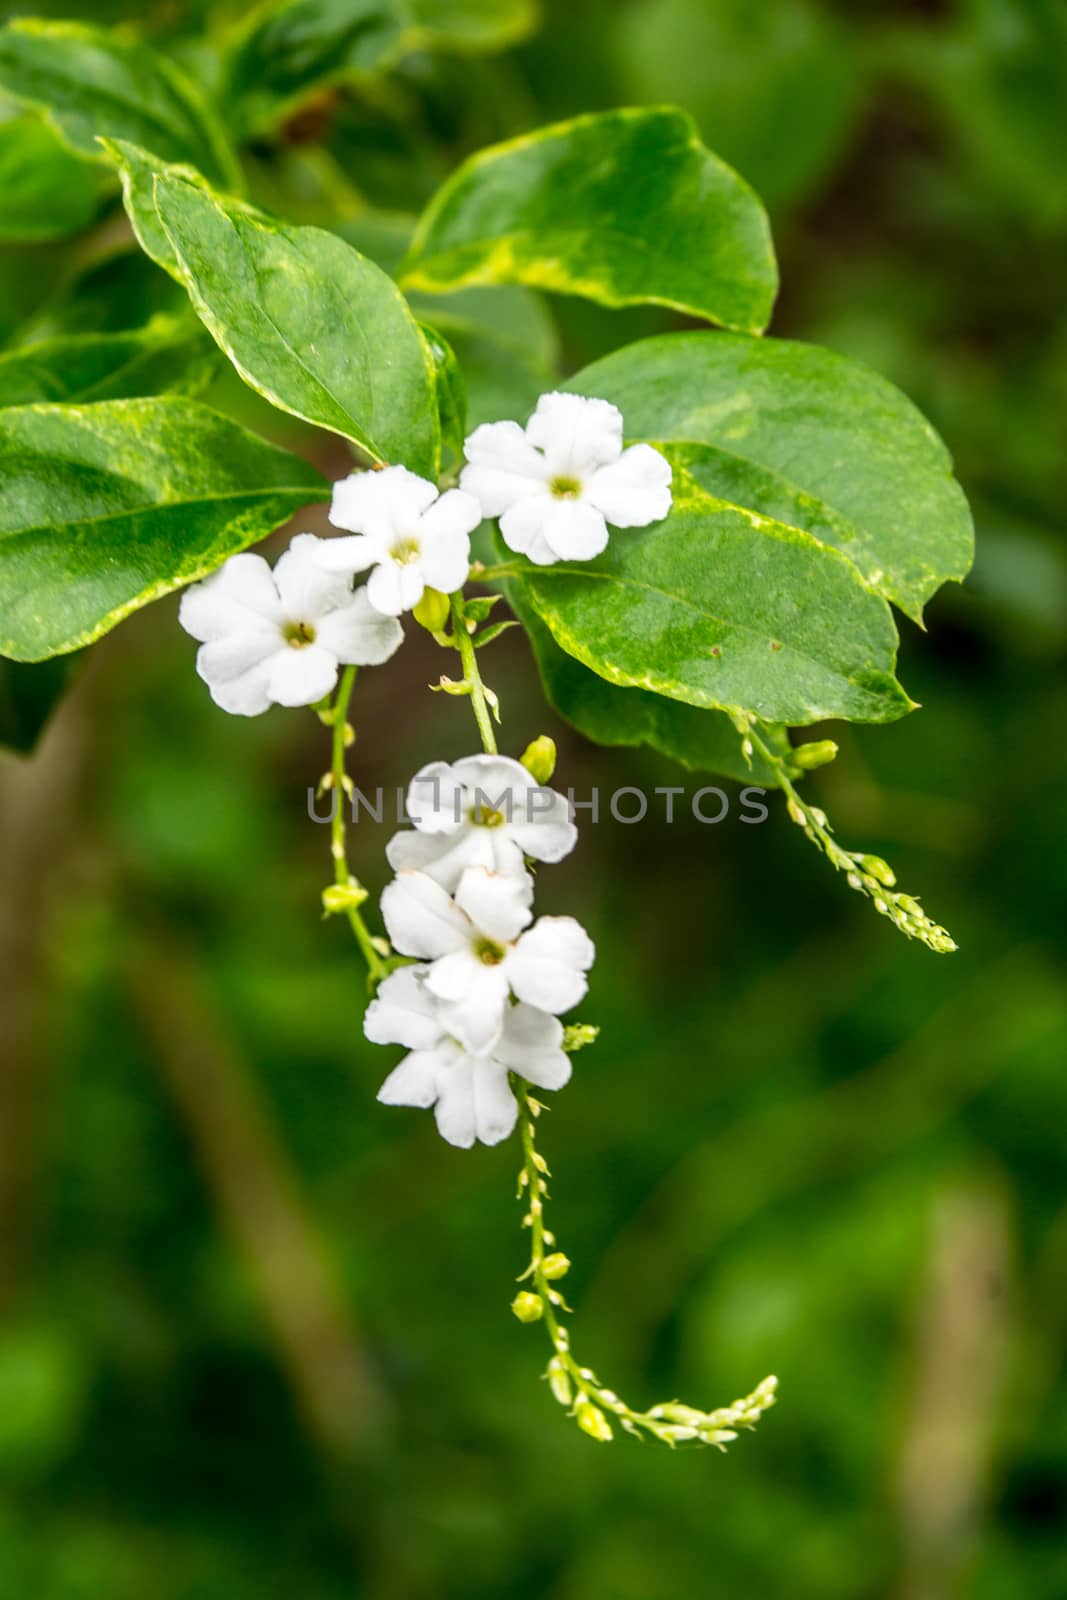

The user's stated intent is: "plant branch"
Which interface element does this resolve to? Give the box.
[512,1079,777,1448]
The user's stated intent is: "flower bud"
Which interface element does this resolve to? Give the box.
[510,1291,543,1323]
[575,1401,613,1442]
[412,587,450,633]
[562,1023,599,1054]
[321,880,368,914]
[792,739,838,771]
[547,1355,572,1406]
[541,1252,571,1280]
[520,735,557,784]
[860,854,896,887]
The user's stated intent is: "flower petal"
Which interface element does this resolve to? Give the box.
[364,965,442,1051]
[386,827,498,891]
[436,965,510,1053]
[505,916,595,1014]
[406,761,465,833]
[200,655,276,717]
[266,643,339,707]
[471,1060,519,1145]
[423,947,483,1002]
[452,754,533,813]
[587,443,673,528]
[313,533,379,575]
[498,497,561,566]
[315,588,404,665]
[507,787,577,863]
[380,870,470,959]
[330,465,437,540]
[273,533,353,618]
[493,1003,572,1091]
[454,865,533,942]
[367,559,423,616]
[377,1048,444,1111]
[540,500,609,562]
[431,1054,477,1148]
[460,420,550,515]
[417,494,476,594]
[526,392,623,476]
[178,552,281,640]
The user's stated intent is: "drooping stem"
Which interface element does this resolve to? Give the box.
[513,1079,778,1447]
[450,591,498,755]
[747,722,957,954]
[324,665,389,984]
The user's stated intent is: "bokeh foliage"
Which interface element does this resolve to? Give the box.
[0,0,1065,1595]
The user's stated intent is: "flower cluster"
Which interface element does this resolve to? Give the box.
[366,754,592,1148]
[178,392,672,714]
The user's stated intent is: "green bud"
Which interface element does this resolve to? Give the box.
[562,1023,599,1054]
[541,1252,571,1280]
[510,1291,543,1323]
[520,735,557,785]
[547,1355,572,1406]
[412,587,450,633]
[321,880,368,914]
[575,1401,613,1442]
[860,853,897,887]
[792,739,838,771]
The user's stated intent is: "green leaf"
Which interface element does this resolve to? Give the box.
[420,322,467,478]
[0,322,217,406]
[0,113,101,242]
[149,165,440,473]
[508,582,791,786]
[0,19,241,188]
[102,139,205,282]
[0,654,80,754]
[221,0,537,138]
[509,467,912,729]
[568,331,974,621]
[400,107,777,333]
[0,397,326,662]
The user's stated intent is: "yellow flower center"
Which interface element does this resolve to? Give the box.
[283,620,316,649]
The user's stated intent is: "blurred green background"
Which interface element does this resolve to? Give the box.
[2,0,1066,1595]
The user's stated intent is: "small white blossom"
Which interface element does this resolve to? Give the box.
[366,965,571,1148]
[178,534,403,716]
[380,866,594,1054]
[315,464,481,615]
[387,753,577,891]
[460,391,672,566]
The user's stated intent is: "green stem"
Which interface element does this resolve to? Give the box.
[513,1080,778,1448]
[747,722,956,954]
[328,666,389,984]
[450,591,498,755]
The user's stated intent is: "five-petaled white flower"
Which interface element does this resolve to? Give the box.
[316,464,481,616]
[366,965,571,1147]
[380,866,594,1054]
[178,534,403,716]
[460,391,672,566]
[386,754,577,892]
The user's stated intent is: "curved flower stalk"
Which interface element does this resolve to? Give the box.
[512,1080,777,1445]
[738,718,957,954]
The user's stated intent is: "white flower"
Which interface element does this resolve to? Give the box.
[366,965,571,1148]
[460,391,672,566]
[315,464,481,615]
[386,753,577,891]
[380,866,594,1054]
[178,534,403,716]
